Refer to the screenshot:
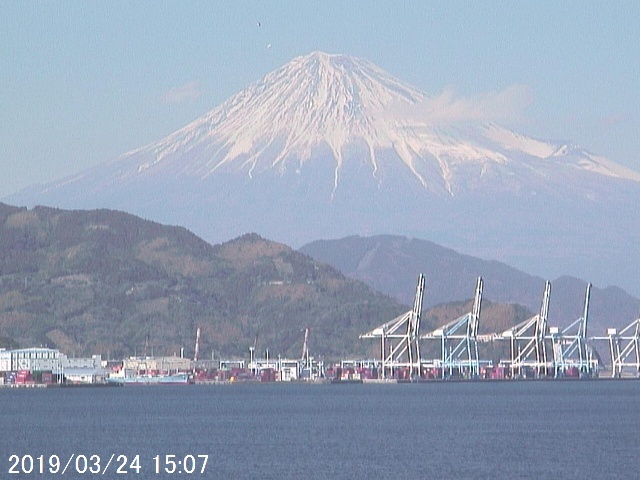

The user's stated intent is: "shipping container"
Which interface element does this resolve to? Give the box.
[566,366,579,378]
[261,368,276,383]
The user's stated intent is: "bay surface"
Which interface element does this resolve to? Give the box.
[1,381,638,479]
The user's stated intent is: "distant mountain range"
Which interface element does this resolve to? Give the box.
[2,203,636,362]
[0,203,404,358]
[5,51,640,296]
[300,235,640,337]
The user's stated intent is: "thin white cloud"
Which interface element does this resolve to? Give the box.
[389,84,533,125]
[599,112,627,129]
[159,81,203,105]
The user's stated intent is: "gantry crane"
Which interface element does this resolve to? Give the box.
[421,277,484,379]
[360,274,425,379]
[501,281,551,378]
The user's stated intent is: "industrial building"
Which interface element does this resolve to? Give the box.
[0,348,106,385]
[0,347,62,374]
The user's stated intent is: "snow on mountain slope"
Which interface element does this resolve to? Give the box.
[483,124,558,159]
[119,51,457,195]
[5,51,640,297]
[92,51,640,200]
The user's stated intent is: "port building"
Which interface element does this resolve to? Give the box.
[0,347,62,373]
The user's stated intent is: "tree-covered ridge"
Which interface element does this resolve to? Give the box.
[0,205,404,359]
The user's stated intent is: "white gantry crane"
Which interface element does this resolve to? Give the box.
[549,283,597,377]
[605,317,640,378]
[360,274,425,379]
[421,277,484,379]
[501,281,551,378]
[301,327,310,370]
[193,327,201,362]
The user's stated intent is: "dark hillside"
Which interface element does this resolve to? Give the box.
[0,205,404,359]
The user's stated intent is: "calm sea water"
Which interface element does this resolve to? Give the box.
[1,381,638,479]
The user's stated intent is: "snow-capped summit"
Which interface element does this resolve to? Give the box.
[6,51,640,295]
[112,50,640,199]
[135,51,429,191]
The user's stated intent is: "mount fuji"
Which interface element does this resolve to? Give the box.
[6,51,640,295]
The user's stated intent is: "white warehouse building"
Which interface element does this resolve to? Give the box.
[0,347,62,373]
[0,348,102,373]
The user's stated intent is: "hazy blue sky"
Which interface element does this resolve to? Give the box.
[1,1,639,198]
